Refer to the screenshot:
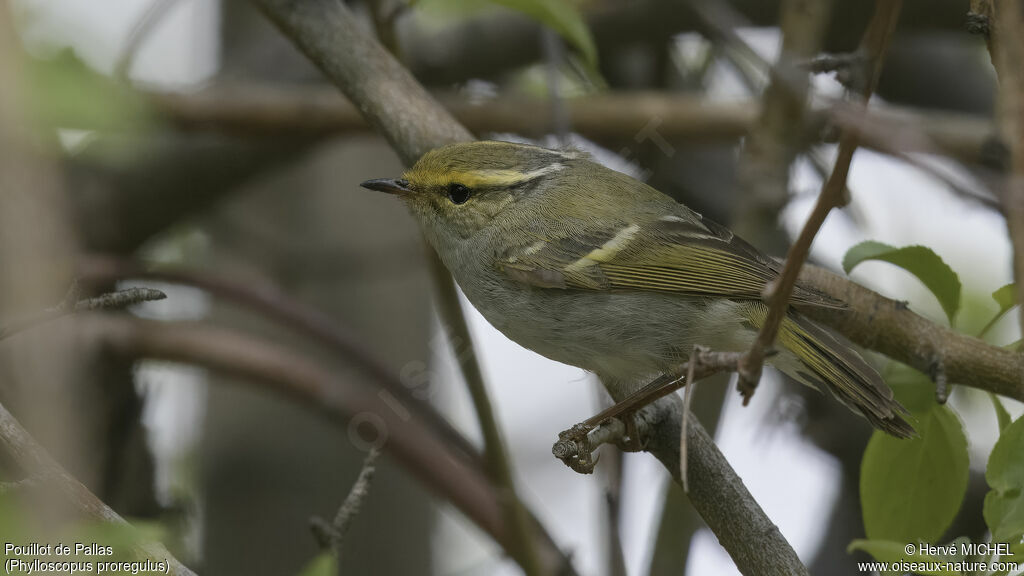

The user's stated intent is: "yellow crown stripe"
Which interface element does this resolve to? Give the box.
[406,165,564,190]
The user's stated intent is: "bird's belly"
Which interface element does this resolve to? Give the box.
[461,279,753,387]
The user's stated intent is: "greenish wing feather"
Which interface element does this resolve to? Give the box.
[500,213,842,308]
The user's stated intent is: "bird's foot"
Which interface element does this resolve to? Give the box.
[552,412,648,474]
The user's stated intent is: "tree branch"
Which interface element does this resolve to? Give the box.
[985,0,1024,339]
[737,0,903,400]
[77,254,480,465]
[0,284,166,341]
[427,255,541,575]
[249,0,806,574]
[735,0,831,256]
[310,446,382,557]
[0,400,196,576]
[797,264,1024,401]
[88,315,576,575]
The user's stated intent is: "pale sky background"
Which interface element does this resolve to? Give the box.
[16,1,1021,575]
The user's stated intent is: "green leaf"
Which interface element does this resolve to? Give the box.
[882,363,938,414]
[979,283,1018,339]
[984,415,1024,543]
[992,283,1017,314]
[297,552,337,576]
[991,393,1012,433]
[489,0,597,68]
[843,241,961,324]
[860,400,968,542]
[847,540,961,575]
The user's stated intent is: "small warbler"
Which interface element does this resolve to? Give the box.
[362,140,912,437]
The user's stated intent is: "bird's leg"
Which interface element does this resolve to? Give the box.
[553,373,686,473]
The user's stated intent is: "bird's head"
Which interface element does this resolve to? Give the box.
[361,140,584,240]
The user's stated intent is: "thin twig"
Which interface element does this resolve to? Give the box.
[310,446,382,557]
[736,0,904,403]
[801,51,865,75]
[427,254,541,576]
[114,0,183,80]
[679,346,701,493]
[0,400,196,575]
[0,284,165,341]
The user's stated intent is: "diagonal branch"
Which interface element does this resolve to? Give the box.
[736,0,903,401]
[249,0,806,574]
[0,400,196,576]
[310,446,382,557]
[77,254,479,465]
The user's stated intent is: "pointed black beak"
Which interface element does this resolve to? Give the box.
[360,178,411,195]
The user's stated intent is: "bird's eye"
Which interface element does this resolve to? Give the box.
[447,183,471,205]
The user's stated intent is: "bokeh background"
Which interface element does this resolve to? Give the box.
[1,1,1020,575]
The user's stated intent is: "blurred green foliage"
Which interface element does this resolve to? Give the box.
[414,0,597,69]
[24,50,151,134]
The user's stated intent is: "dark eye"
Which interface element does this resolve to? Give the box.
[447,183,471,204]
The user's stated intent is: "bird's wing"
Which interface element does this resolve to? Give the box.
[499,212,842,308]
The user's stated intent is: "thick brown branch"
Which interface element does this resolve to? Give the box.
[986,0,1024,338]
[135,86,996,166]
[798,265,1024,401]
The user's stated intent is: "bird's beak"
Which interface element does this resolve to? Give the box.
[360,178,411,195]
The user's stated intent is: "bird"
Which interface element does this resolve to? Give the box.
[361,140,913,438]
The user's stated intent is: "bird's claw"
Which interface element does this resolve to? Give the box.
[553,423,598,474]
[553,412,646,474]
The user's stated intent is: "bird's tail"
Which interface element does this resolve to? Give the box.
[745,303,915,438]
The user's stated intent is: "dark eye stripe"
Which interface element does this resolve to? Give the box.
[448,183,471,204]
